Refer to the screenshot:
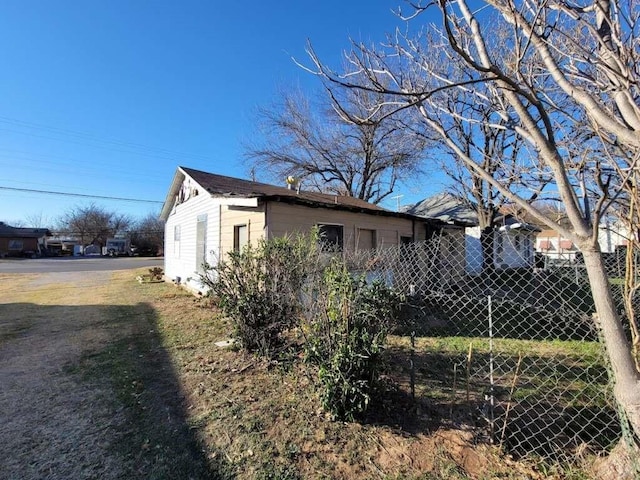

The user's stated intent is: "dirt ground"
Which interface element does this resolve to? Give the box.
[0,271,127,480]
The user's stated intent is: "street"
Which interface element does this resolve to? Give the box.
[0,256,164,273]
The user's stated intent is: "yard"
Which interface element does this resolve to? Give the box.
[0,268,625,479]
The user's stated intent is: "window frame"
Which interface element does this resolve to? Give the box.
[317,223,344,252]
[233,224,248,252]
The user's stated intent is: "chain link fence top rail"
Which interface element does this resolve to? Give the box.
[337,238,640,466]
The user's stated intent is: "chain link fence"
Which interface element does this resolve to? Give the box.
[340,238,640,465]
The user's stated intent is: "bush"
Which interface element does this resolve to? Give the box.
[304,259,401,420]
[200,235,318,357]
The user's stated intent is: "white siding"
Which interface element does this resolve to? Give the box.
[598,221,630,253]
[466,226,536,273]
[164,194,220,293]
[495,230,536,269]
[465,226,483,275]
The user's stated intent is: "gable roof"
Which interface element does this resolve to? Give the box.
[403,192,540,232]
[0,222,51,239]
[401,193,478,226]
[161,166,429,222]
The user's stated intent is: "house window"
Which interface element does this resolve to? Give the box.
[174,225,181,258]
[234,224,248,252]
[357,228,377,251]
[8,240,23,250]
[539,240,553,250]
[196,215,207,273]
[318,224,344,252]
[514,234,521,250]
[560,239,573,250]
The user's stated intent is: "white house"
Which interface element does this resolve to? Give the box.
[536,221,630,263]
[160,167,459,293]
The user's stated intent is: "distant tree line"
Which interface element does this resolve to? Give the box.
[18,204,164,255]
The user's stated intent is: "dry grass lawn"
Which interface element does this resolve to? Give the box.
[0,268,589,479]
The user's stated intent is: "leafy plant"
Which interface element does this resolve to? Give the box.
[199,234,318,357]
[304,259,401,420]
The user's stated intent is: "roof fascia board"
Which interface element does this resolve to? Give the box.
[217,197,259,207]
[262,194,437,223]
[160,168,187,220]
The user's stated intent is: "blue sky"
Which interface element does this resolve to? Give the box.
[0,1,444,227]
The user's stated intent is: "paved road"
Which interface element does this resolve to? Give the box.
[0,256,164,273]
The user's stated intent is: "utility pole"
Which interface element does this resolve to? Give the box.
[390,194,404,212]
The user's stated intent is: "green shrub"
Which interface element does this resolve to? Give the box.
[200,234,317,357]
[304,259,401,420]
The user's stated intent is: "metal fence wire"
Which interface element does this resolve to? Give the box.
[339,238,640,465]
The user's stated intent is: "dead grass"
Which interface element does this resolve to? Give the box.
[1,268,598,479]
[90,276,551,480]
[0,272,129,480]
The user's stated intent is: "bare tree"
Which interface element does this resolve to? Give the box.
[245,85,429,204]
[607,158,640,369]
[59,204,132,249]
[431,77,540,272]
[130,213,165,256]
[305,0,640,439]
[24,211,53,229]
[622,169,640,368]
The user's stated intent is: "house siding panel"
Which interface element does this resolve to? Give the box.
[266,202,415,250]
[219,204,266,259]
[164,193,220,291]
[0,238,39,256]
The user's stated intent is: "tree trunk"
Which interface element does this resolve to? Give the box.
[480,226,495,275]
[582,247,640,440]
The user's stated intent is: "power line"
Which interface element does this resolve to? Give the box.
[0,115,214,163]
[0,186,163,204]
[0,149,169,184]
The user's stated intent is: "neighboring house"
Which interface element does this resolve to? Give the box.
[402,193,540,274]
[536,221,629,263]
[160,167,464,292]
[536,229,577,262]
[46,235,82,255]
[0,222,51,257]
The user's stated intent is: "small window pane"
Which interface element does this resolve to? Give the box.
[318,224,344,252]
[234,225,248,252]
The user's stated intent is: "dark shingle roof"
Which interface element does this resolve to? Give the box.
[0,222,51,238]
[180,167,391,214]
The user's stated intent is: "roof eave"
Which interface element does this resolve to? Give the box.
[160,168,188,220]
[261,194,432,222]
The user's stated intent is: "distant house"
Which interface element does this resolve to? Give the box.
[160,167,464,292]
[403,193,540,274]
[45,235,82,256]
[0,222,51,258]
[536,221,629,263]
